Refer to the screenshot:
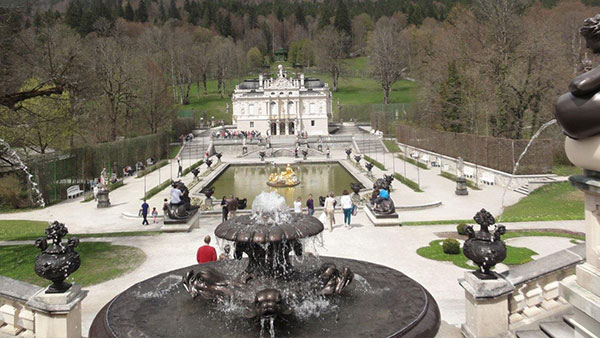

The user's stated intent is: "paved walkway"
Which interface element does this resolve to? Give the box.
[0,137,585,337]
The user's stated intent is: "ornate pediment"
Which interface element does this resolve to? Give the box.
[268,77,294,89]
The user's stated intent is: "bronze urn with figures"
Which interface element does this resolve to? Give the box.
[34,221,80,293]
[462,209,506,279]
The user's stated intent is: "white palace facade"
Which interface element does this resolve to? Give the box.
[231,65,332,136]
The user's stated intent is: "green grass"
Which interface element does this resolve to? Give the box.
[181,159,204,176]
[502,230,584,241]
[0,219,163,241]
[397,154,429,170]
[439,171,481,190]
[393,172,423,193]
[143,179,172,200]
[552,165,582,177]
[417,239,538,269]
[169,145,182,159]
[136,159,169,178]
[501,182,584,222]
[0,242,145,287]
[364,155,386,170]
[383,140,401,153]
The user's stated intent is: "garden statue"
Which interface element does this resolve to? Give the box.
[365,162,374,173]
[369,176,396,215]
[206,158,213,169]
[302,149,308,160]
[267,164,300,187]
[100,168,108,189]
[216,153,222,161]
[97,168,111,208]
[345,148,352,159]
[354,155,362,166]
[455,157,468,196]
[462,209,506,279]
[34,221,80,293]
[164,181,199,221]
[259,151,266,161]
[191,168,200,180]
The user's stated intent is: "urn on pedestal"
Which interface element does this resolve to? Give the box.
[34,221,80,293]
[462,209,506,279]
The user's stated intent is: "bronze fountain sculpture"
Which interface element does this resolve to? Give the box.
[163,181,199,223]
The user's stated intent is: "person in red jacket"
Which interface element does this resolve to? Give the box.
[196,235,217,263]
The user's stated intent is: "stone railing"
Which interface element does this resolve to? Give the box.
[459,244,585,338]
[0,276,87,338]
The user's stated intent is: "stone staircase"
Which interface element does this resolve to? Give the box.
[355,138,387,154]
[513,177,558,196]
[179,138,209,160]
[515,314,576,338]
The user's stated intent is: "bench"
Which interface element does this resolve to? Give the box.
[421,154,430,165]
[463,167,474,179]
[431,157,441,167]
[410,151,419,159]
[67,185,83,199]
[481,172,495,185]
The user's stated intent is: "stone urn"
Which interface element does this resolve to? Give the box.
[206,158,213,169]
[259,151,266,161]
[462,209,506,279]
[34,221,80,293]
[302,149,308,160]
[346,148,352,159]
[365,162,374,173]
[354,155,362,165]
[216,153,222,161]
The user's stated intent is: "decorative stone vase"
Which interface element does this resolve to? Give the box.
[302,150,308,160]
[354,155,361,165]
[462,209,506,279]
[206,159,213,169]
[216,153,222,161]
[346,148,352,159]
[455,177,468,196]
[34,221,80,293]
[365,162,374,173]
[97,189,110,208]
[259,151,266,161]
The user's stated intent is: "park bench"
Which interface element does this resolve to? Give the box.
[420,154,430,166]
[67,185,83,199]
[481,172,495,185]
[463,167,474,179]
[410,151,419,159]
[431,157,441,167]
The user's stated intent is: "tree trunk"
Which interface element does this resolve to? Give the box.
[383,85,390,105]
[202,73,208,95]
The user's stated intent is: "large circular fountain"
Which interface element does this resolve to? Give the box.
[90,192,440,337]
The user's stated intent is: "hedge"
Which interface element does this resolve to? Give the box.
[182,160,204,176]
[397,154,429,170]
[442,238,460,255]
[440,171,480,190]
[364,155,386,171]
[393,172,423,192]
[143,179,173,200]
[136,160,169,178]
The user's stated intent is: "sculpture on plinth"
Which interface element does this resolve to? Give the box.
[455,157,468,196]
[462,209,506,279]
[302,149,308,160]
[267,164,300,187]
[97,167,111,208]
[206,158,213,170]
[163,181,199,222]
[350,182,365,205]
[368,176,396,215]
[259,151,265,161]
[345,148,352,159]
[34,221,80,293]
[354,155,361,166]
[216,153,222,161]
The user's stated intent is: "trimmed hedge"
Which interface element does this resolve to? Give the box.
[364,155,386,171]
[143,179,172,200]
[457,223,468,235]
[393,172,423,193]
[136,160,169,178]
[397,154,429,170]
[182,160,204,176]
[442,238,460,255]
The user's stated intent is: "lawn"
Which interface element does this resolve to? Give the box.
[552,164,582,177]
[177,59,417,123]
[439,171,480,190]
[500,182,584,221]
[0,242,145,287]
[169,144,182,159]
[0,219,162,241]
[416,239,538,270]
[383,139,401,153]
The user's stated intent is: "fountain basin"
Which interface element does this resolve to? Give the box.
[89,257,440,338]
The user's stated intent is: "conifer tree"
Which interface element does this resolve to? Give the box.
[295,5,306,28]
[124,1,134,21]
[65,0,83,30]
[159,0,167,22]
[334,0,351,36]
[136,0,148,22]
[168,0,180,20]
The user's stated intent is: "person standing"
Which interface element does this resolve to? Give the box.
[221,196,229,221]
[306,194,314,216]
[228,195,238,218]
[141,200,149,225]
[151,207,158,223]
[324,192,336,231]
[294,197,302,213]
[196,235,217,263]
[170,184,183,207]
[177,157,183,178]
[340,190,353,229]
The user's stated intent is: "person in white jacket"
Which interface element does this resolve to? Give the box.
[340,190,354,228]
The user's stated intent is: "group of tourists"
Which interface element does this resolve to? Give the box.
[213,130,262,140]
[220,195,239,221]
[293,192,357,232]
[139,199,159,225]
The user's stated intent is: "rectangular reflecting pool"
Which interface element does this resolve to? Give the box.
[208,163,359,206]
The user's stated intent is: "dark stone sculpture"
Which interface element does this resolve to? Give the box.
[555,14,600,139]
[191,168,200,179]
[318,196,326,207]
[368,176,396,216]
[259,151,266,161]
[350,182,364,195]
[236,197,248,210]
[216,153,222,161]
[462,209,507,279]
[316,262,354,296]
[34,221,80,293]
[244,289,293,320]
[206,158,213,169]
[200,186,215,199]
[345,148,352,159]
[302,149,308,160]
[354,155,361,165]
[163,181,199,222]
[182,267,241,302]
[365,162,374,173]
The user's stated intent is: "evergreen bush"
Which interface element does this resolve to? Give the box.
[442,238,460,255]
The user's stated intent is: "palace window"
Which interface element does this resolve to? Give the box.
[311,120,315,126]
[250,122,254,128]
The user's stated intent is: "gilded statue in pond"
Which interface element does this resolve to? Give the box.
[267,164,301,187]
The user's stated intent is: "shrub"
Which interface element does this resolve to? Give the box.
[182,160,204,176]
[143,179,173,200]
[457,223,468,235]
[442,238,460,255]
[0,174,31,209]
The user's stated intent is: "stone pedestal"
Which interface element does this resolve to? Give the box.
[364,205,400,226]
[559,171,600,337]
[455,176,468,195]
[459,271,514,338]
[96,189,110,208]
[26,284,87,338]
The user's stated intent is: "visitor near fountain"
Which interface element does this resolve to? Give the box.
[169,183,183,207]
[177,157,182,177]
[306,194,315,216]
[219,244,231,261]
[221,196,229,221]
[294,196,302,213]
[324,192,336,231]
[340,190,353,228]
[374,187,390,209]
[141,200,149,225]
[196,235,217,263]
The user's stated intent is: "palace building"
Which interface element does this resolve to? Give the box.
[231,65,332,136]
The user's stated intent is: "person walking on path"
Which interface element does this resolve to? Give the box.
[228,195,238,218]
[196,235,217,263]
[177,157,183,178]
[221,196,229,221]
[294,197,302,213]
[141,200,149,225]
[340,190,353,229]
[324,192,336,231]
[151,207,158,223]
[306,194,315,216]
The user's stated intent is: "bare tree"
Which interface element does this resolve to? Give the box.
[314,26,348,92]
[367,17,407,104]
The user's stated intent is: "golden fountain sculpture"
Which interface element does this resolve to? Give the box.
[267,164,301,187]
